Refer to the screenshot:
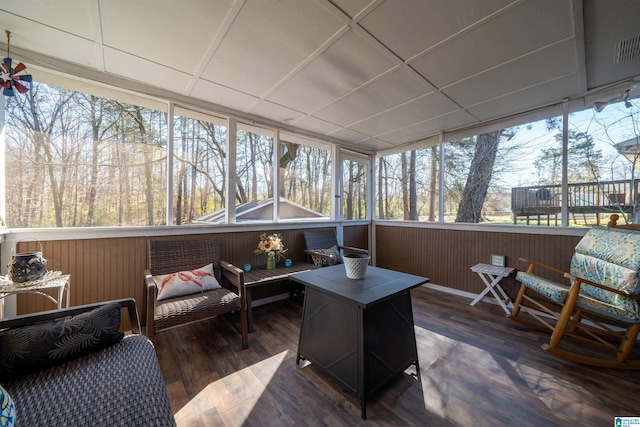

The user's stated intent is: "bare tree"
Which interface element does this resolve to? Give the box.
[455,131,504,223]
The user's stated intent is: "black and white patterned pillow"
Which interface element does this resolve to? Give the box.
[0,302,124,379]
[311,245,343,267]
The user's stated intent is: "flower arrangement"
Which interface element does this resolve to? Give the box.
[254,233,287,261]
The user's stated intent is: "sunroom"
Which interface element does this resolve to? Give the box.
[0,1,639,425]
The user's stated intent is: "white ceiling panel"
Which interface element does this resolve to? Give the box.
[359,0,513,61]
[444,40,579,107]
[200,0,344,97]
[584,0,640,89]
[0,1,638,153]
[410,0,575,89]
[267,30,397,113]
[330,0,372,19]
[351,137,394,151]
[327,127,370,143]
[99,0,233,74]
[103,49,192,94]
[0,0,96,39]
[314,67,432,125]
[249,100,305,125]
[190,79,259,113]
[0,13,101,69]
[290,116,342,135]
[379,110,474,144]
[349,94,459,135]
[466,74,581,121]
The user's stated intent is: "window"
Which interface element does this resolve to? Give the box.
[1,74,366,228]
[443,117,563,224]
[279,135,332,220]
[343,157,368,220]
[235,124,274,222]
[172,109,227,225]
[4,81,167,227]
[376,147,440,221]
[568,97,639,225]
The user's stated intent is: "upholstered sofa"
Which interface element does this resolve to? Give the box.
[0,298,176,426]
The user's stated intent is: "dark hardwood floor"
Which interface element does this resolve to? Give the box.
[154,287,640,426]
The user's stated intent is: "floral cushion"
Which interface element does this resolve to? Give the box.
[569,227,640,317]
[516,272,640,322]
[515,271,569,303]
[0,384,16,427]
[575,292,640,322]
[152,263,221,301]
[310,245,342,267]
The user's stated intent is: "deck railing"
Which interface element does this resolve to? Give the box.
[511,179,639,223]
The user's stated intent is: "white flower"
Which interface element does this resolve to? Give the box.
[254,233,287,260]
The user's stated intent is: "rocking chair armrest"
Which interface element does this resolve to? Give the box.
[518,257,568,277]
[563,273,640,301]
[339,245,368,255]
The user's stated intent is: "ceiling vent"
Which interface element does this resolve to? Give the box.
[615,34,640,64]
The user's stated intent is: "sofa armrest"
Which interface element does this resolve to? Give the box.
[0,298,141,334]
[220,261,244,295]
[144,268,157,339]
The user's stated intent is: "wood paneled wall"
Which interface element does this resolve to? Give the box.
[375,225,582,301]
[9,223,582,324]
[11,225,370,324]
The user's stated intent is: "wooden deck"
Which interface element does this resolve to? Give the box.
[154,286,640,426]
[511,179,637,224]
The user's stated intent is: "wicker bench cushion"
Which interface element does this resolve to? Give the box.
[3,335,175,427]
[154,287,241,331]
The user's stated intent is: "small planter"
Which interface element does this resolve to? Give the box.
[343,254,370,280]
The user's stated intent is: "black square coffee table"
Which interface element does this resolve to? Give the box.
[291,264,429,419]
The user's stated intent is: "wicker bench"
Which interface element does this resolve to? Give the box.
[0,298,175,426]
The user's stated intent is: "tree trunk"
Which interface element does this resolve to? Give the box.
[455,131,502,223]
[86,96,101,226]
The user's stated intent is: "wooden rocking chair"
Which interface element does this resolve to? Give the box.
[510,218,640,369]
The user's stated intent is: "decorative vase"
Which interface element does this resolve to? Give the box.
[8,251,48,283]
[8,240,47,283]
[266,255,276,270]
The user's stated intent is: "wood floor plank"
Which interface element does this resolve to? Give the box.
[154,286,640,426]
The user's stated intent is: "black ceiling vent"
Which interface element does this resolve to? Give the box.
[615,34,640,64]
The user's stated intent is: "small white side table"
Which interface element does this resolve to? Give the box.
[0,271,70,318]
[470,263,514,315]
